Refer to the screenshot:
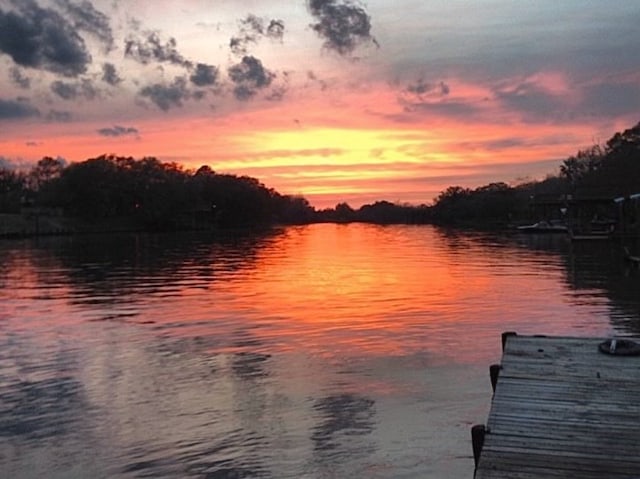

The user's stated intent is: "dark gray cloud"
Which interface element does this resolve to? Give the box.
[139,76,190,111]
[0,97,40,119]
[307,0,377,55]
[228,55,275,100]
[490,76,640,124]
[266,19,285,40]
[457,134,577,153]
[55,0,114,50]
[191,90,206,101]
[125,31,191,67]
[394,79,472,120]
[97,125,139,137]
[386,97,481,124]
[102,62,121,85]
[189,63,219,87]
[50,79,99,100]
[45,109,72,122]
[406,100,479,117]
[0,0,91,76]
[10,66,31,89]
[405,79,450,98]
[581,81,640,117]
[229,14,285,56]
[229,36,250,56]
[50,80,76,99]
[492,81,566,122]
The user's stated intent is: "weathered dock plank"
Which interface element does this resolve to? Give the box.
[474,334,640,478]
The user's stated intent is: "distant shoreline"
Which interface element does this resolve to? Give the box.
[0,213,303,239]
[0,213,150,239]
[1,212,512,240]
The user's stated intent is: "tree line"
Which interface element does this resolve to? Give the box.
[1,121,638,230]
[1,154,314,229]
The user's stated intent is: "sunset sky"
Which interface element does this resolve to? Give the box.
[1,0,639,208]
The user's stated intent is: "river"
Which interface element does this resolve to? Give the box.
[1,223,639,478]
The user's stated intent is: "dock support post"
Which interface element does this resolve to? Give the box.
[501,331,517,351]
[490,364,501,393]
[471,424,486,471]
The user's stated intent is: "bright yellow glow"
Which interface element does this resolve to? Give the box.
[218,127,452,171]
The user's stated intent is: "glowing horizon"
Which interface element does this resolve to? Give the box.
[1,1,639,208]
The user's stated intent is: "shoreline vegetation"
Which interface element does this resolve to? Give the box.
[2,121,639,239]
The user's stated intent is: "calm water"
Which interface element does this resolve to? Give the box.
[1,224,639,478]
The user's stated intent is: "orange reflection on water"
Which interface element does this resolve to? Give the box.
[2,226,618,370]
[194,225,511,362]
[181,224,615,366]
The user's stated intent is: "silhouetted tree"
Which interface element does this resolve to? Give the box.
[28,157,65,192]
[559,122,640,198]
[358,201,409,224]
[429,183,522,227]
[0,168,26,213]
[334,202,356,222]
[275,194,315,224]
[559,145,604,194]
[57,155,123,218]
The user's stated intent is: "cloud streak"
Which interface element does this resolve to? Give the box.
[97,125,139,138]
[50,78,99,100]
[45,109,72,122]
[0,97,40,119]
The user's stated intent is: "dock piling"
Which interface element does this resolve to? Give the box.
[470,424,486,470]
[489,364,500,393]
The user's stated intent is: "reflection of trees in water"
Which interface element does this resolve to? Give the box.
[437,228,640,334]
[507,235,640,333]
[0,376,88,441]
[434,226,518,251]
[311,393,376,454]
[0,332,93,443]
[506,234,640,333]
[115,350,274,478]
[564,242,640,334]
[232,352,271,380]
[120,431,271,478]
[435,226,571,266]
[2,229,283,312]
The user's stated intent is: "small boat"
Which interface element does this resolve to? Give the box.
[516,220,569,234]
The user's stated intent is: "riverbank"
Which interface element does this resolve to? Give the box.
[0,213,145,238]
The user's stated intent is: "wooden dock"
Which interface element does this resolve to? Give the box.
[473,333,640,478]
